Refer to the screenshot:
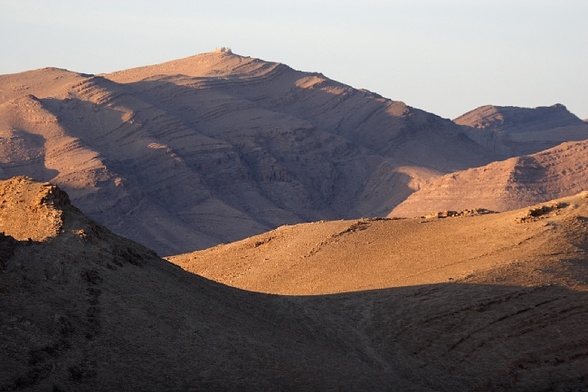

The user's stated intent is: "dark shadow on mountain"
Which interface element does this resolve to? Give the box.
[510,155,548,185]
[34,74,461,254]
[122,74,498,171]
[0,130,59,181]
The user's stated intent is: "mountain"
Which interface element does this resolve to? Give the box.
[455,104,588,157]
[3,177,588,391]
[0,51,495,255]
[389,139,588,217]
[2,52,588,256]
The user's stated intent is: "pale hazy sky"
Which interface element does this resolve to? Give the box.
[1,0,586,119]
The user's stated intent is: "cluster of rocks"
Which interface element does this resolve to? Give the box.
[515,202,567,223]
[422,208,496,220]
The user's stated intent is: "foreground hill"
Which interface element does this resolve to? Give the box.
[3,177,588,390]
[0,50,496,255]
[0,177,417,391]
[455,104,588,157]
[390,139,588,217]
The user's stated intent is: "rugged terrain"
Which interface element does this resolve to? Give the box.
[171,185,588,390]
[171,188,588,295]
[2,49,588,391]
[3,177,588,391]
[0,177,410,391]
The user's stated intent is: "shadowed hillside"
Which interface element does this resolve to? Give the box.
[2,177,588,390]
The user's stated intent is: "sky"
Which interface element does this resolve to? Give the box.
[1,0,587,120]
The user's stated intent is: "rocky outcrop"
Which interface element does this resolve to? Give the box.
[0,178,399,391]
[0,176,69,241]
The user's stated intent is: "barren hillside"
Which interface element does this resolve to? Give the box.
[2,177,588,390]
[390,139,588,217]
[170,189,588,295]
[0,51,495,255]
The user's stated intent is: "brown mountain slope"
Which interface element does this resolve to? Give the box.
[389,140,588,217]
[2,177,588,390]
[455,104,588,157]
[0,50,495,255]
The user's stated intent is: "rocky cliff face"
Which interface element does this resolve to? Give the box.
[0,51,495,255]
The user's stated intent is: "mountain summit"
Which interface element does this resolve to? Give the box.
[0,51,495,255]
[454,104,588,157]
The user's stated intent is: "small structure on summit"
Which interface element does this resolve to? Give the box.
[214,47,232,54]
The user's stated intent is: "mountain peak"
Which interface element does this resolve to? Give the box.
[453,103,588,157]
[105,50,282,83]
[454,103,581,130]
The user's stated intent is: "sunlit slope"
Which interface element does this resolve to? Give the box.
[170,192,588,295]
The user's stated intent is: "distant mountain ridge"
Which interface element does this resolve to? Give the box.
[454,104,588,157]
[454,103,583,130]
[1,51,588,253]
